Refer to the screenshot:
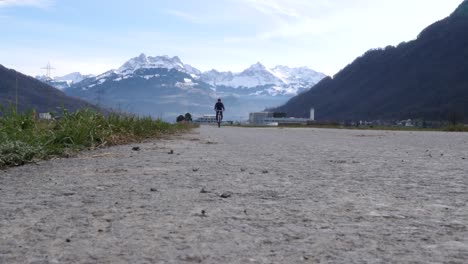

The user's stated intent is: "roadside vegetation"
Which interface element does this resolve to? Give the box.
[0,106,191,168]
[442,124,468,132]
[304,124,468,132]
[240,123,468,132]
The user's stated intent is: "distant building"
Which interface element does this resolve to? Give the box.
[310,108,315,121]
[194,115,218,125]
[249,112,273,124]
[405,119,414,127]
[249,108,315,125]
[39,112,52,120]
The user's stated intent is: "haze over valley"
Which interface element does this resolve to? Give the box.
[38,54,325,120]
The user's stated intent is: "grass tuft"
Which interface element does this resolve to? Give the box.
[0,107,191,168]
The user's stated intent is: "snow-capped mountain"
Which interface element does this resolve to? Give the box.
[55,72,95,84]
[73,54,207,92]
[36,72,95,89]
[64,55,216,120]
[64,53,326,120]
[71,53,325,96]
[118,53,201,77]
[200,62,326,95]
[200,62,282,88]
[270,66,325,86]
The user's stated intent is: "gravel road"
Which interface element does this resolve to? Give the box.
[1,126,467,263]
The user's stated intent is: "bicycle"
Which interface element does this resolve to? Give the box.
[216,110,223,128]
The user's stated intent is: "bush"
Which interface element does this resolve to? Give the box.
[176,115,185,122]
[0,140,42,167]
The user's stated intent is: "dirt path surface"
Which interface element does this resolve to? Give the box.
[1,126,467,263]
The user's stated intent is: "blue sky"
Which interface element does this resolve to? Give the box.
[0,0,463,77]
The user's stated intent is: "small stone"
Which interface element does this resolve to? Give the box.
[262,170,269,174]
[66,239,71,243]
[168,150,174,154]
[201,210,206,216]
[150,188,158,192]
[98,229,103,233]
[240,168,246,172]
[132,146,140,151]
[200,187,209,193]
[220,192,232,198]
[193,168,199,172]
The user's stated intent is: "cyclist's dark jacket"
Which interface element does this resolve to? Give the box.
[214,102,225,111]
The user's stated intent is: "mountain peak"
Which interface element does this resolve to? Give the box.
[246,62,267,71]
[116,54,201,75]
[172,56,182,63]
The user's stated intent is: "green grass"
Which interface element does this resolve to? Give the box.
[0,107,191,168]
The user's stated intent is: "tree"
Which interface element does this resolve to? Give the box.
[176,115,185,122]
[184,113,192,122]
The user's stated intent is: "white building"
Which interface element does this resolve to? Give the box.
[194,115,218,124]
[249,112,273,124]
[39,112,52,120]
[249,108,315,125]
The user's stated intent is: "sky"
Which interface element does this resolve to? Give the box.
[0,0,464,77]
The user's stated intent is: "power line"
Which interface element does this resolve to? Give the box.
[41,62,55,79]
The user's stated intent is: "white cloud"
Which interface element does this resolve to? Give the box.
[232,0,462,42]
[0,0,53,9]
[238,0,340,41]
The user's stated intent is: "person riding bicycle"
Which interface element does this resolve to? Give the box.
[214,98,225,122]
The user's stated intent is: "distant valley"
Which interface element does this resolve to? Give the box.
[39,54,325,121]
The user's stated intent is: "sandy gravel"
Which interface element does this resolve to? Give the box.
[1,126,467,264]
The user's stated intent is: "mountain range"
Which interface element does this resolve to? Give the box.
[62,54,326,120]
[36,72,95,90]
[272,0,468,122]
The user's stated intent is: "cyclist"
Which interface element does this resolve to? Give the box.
[214,98,225,126]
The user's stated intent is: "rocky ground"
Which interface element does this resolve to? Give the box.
[1,126,467,263]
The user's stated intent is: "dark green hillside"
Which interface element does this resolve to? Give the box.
[273,0,468,122]
[0,65,96,114]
